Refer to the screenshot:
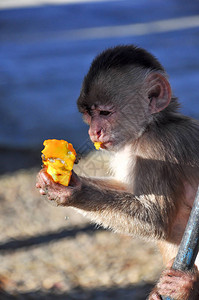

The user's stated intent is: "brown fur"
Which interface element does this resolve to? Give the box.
[37,45,199,299]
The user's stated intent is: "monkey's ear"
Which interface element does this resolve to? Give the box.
[146,73,171,114]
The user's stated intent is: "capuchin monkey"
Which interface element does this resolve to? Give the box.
[36,45,199,299]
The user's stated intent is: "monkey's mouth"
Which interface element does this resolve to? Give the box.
[100,141,113,149]
[92,138,113,150]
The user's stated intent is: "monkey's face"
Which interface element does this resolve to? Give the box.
[82,99,149,151]
[78,59,172,151]
[82,104,118,151]
[78,67,154,151]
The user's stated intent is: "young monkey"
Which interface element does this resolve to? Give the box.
[36,45,199,299]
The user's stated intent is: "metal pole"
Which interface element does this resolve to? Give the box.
[161,186,199,300]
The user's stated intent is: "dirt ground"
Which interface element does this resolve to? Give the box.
[0,151,163,300]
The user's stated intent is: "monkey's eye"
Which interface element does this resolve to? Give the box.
[100,111,111,116]
[83,111,91,124]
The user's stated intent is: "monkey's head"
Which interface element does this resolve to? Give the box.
[77,45,175,151]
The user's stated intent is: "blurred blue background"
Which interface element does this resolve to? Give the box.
[0,0,199,171]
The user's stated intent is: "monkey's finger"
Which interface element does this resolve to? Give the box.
[39,169,53,186]
[158,275,181,286]
[39,188,47,195]
[157,275,182,291]
[156,281,176,296]
[47,194,57,201]
[157,278,179,288]
[161,268,184,278]
[157,275,191,296]
[148,292,161,300]
[36,182,41,188]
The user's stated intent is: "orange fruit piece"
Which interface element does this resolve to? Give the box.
[41,139,76,186]
[94,142,102,150]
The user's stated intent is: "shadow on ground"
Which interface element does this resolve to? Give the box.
[0,224,100,253]
[0,283,154,300]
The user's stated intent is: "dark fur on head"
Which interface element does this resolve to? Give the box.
[77,44,180,120]
[77,45,165,112]
[83,45,164,92]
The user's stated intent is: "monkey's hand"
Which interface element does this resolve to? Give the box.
[148,287,161,300]
[149,261,199,300]
[36,168,82,206]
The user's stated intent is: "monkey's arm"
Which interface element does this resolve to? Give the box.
[87,177,127,191]
[37,169,168,239]
[74,177,167,238]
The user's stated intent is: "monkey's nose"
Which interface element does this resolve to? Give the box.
[89,128,102,140]
[95,129,102,138]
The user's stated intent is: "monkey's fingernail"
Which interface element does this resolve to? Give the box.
[40,189,46,195]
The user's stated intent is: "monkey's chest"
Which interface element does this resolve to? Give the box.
[110,145,135,186]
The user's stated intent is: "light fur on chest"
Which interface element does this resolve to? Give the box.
[110,144,134,184]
